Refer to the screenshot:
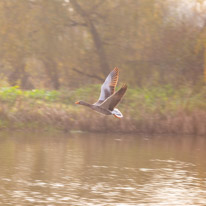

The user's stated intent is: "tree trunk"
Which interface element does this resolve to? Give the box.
[20,71,34,90]
[70,0,110,76]
[8,62,34,89]
[44,59,60,90]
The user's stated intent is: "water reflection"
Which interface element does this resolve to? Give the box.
[0,132,206,205]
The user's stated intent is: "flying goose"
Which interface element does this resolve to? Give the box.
[75,67,127,118]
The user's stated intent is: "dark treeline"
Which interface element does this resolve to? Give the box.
[0,0,206,90]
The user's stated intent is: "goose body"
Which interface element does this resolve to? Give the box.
[75,67,127,118]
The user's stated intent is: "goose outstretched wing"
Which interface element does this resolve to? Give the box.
[100,84,127,110]
[94,67,119,105]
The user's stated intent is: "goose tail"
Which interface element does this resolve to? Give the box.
[112,108,123,119]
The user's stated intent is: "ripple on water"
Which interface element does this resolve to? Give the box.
[0,133,206,205]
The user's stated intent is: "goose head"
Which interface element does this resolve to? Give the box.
[75,100,84,105]
[75,101,91,107]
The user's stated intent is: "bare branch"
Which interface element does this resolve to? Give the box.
[72,67,104,81]
[65,18,87,27]
[66,22,87,27]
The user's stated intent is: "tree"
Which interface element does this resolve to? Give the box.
[69,0,110,76]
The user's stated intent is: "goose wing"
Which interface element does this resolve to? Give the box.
[94,67,119,105]
[100,84,127,110]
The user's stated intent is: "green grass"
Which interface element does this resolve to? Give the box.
[0,85,206,134]
[1,84,206,113]
[0,86,60,103]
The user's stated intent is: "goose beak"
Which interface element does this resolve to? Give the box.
[75,101,80,104]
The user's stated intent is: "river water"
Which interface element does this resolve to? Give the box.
[0,131,206,205]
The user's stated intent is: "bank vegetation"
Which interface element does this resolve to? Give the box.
[0,86,206,135]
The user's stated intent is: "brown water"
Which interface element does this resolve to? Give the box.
[0,132,206,205]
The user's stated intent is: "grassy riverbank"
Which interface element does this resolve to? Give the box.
[0,85,206,135]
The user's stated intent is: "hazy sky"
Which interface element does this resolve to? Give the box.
[166,0,206,27]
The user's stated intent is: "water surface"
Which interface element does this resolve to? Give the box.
[0,131,206,205]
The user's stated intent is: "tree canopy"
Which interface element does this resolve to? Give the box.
[0,0,206,89]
